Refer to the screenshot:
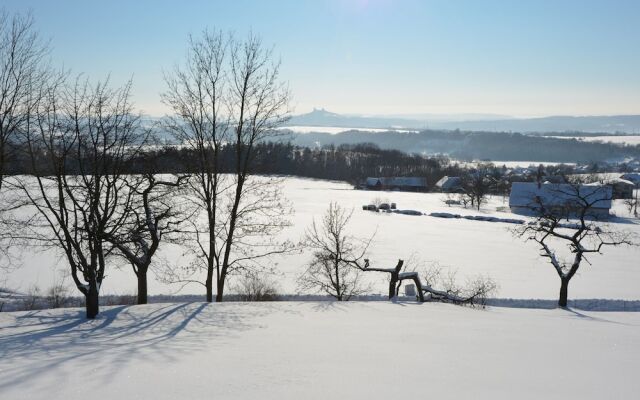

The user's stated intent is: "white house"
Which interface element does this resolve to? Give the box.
[509,182,612,218]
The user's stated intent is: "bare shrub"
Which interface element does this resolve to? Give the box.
[623,193,638,217]
[421,263,498,307]
[45,277,71,309]
[232,272,280,301]
[103,294,138,306]
[20,285,42,311]
[0,285,15,312]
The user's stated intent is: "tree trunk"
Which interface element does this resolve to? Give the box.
[206,263,213,302]
[215,277,225,302]
[558,277,569,308]
[388,274,398,299]
[85,283,99,319]
[137,269,148,305]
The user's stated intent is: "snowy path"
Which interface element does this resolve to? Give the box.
[1,302,639,399]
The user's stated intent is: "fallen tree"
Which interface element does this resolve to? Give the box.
[350,259,496,306]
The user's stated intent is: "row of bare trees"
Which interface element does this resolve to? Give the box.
[0,12,292,318]
[161,31,292,302]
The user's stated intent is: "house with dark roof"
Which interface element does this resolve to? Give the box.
[435,176,462,192]
[621,173,640,186]
[365,177,428,192]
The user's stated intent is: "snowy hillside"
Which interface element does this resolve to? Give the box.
[1,302,638,399]
[7,177,640,301]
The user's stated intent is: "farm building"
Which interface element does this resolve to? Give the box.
[595,178,635,199]
[364,177,428,192]
[509,182,612,218]
[620,173,640,186]
[435,176,462,192]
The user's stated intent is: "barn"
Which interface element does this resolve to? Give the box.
[365,177,428,192]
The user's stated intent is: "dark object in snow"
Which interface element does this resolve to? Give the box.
[391,209,422,216]
[404,283,417,297]
[428,212,524,224]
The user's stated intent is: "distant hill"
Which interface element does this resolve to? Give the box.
[286,108,428,129]
[287,109,640,134]
[289,130,640,163]
[434,115,640,134]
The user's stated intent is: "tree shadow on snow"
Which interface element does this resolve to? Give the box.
[0,302,272,391]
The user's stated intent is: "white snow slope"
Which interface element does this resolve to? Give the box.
[6,177,640,300]
[1,302,638,400]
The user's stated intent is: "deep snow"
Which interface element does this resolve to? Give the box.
[5,176,640,300]
[0,302,638,400]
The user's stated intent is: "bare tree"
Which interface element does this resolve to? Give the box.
[161,30,228,302]
[0,10,48,192]
[45,271,71,309]
[106,171,187,304]
[15,75,146,318]
[0,11,49,272]
[0,276,15,312]
[623,185,638,217]
[459,167,495,211]
[298,203,371,300]
[514,184,635,307]
[232,271,280,301]
[162,30,292,302]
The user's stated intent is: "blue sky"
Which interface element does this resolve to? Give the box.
[3,0,640,117]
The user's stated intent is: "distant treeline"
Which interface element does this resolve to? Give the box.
[4,141,471,186]
[288,130,640,163]
[3,140,590,187]
[148,142,465,185]
[534,131,639,137]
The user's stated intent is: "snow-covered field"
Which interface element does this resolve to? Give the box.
[0,301,638,399]
[550,135,640,145]
[5,177,640,300]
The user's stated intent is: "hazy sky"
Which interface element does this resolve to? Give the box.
[3,0,640,117]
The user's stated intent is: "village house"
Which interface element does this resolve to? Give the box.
[509,182,612,218]
[364,177,428,192]
[592,178,635,199]
[621,173,640,186]
[435,176,462,192]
